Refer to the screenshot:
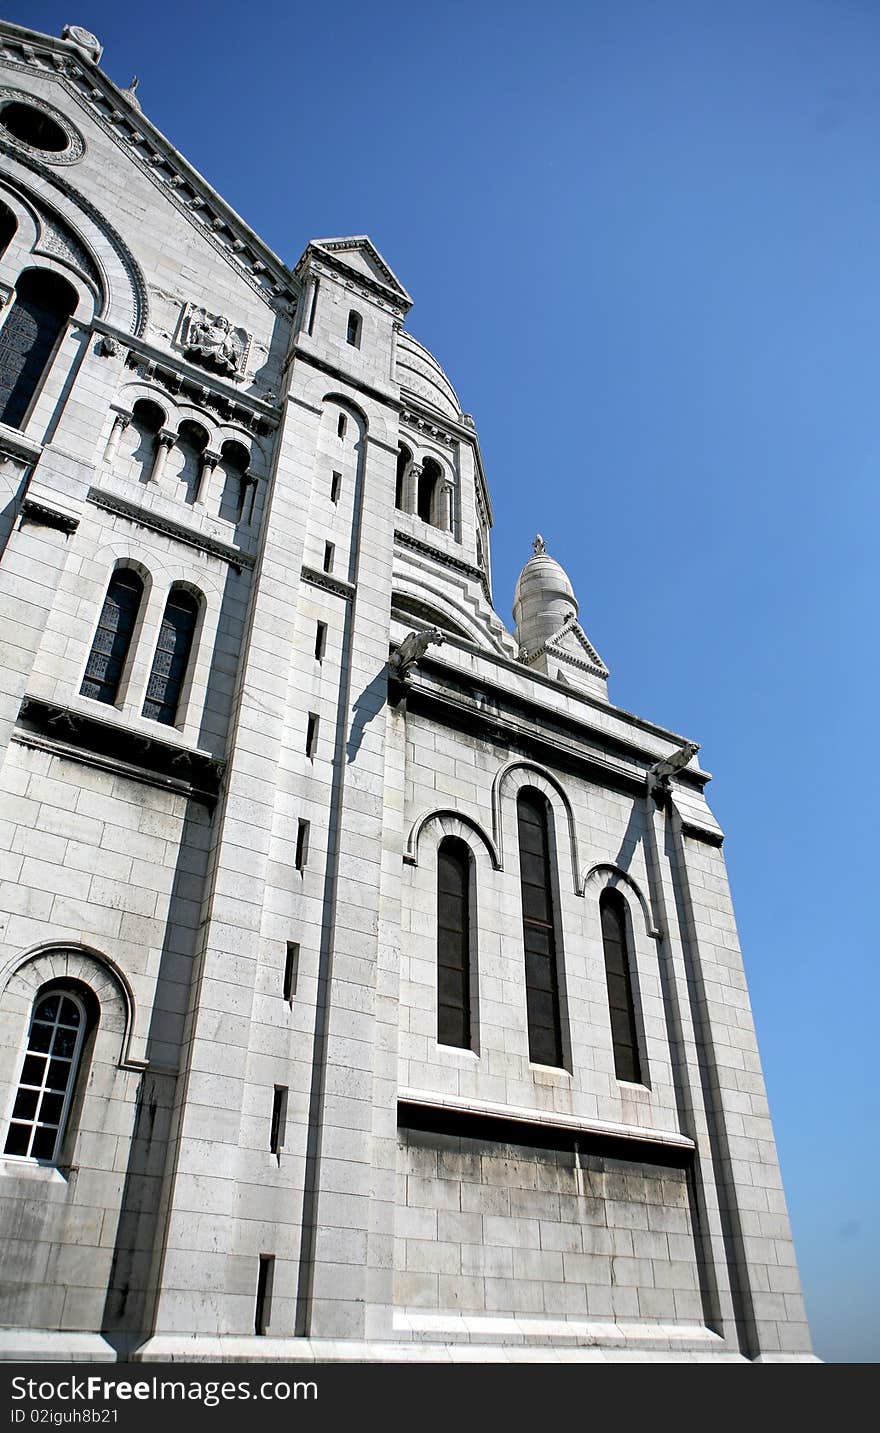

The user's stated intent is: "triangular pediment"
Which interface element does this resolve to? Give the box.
[310,236,412,305]
[546,620,609,679]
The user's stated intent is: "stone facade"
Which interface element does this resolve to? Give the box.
[0,20,813,1362]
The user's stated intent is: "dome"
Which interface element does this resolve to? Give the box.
[395,331,462,420]
[513,535,578,655]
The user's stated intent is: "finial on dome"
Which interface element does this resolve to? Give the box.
[532,534,546,556]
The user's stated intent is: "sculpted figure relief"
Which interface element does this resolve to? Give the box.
[185,308,246,376]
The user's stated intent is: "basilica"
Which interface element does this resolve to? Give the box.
[0,19,813,1361]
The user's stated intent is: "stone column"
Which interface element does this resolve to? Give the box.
[147,429,176,487]
[405,461,421,516]
[103,409,131,467]
[438,477,455,533]
[193,448,220,507]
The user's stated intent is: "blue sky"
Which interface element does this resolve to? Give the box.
[9,0,878,1361]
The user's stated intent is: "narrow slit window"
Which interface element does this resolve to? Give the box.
[283,943,299,1004]
[305,712,319,758]
[269,1086,288,1155]
[337,413,347,439]
[314,621,327,661]
[437,837,472,1049]
[307,277,320,335]
[517,790,564,1067]
[255,1255,274,1336]
[4,989,87,1162]
[295,819,310,871]
[323,541,335,573]
[330,470,342,503]
[142,588,198,725]
[346,310,362,347]
[600,889,643,1084]
[80,568,144,706]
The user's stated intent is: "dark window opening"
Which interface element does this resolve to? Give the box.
[295,819,310,871]
[314,622,327,661]
[255,1255,274,1336]
[323,541,335,573]
[417,457,442,527]
[142,588,198,725]
[80,568,144,706]
[306,711,319,758]
[330,470,342,503]
[600,889,643,1084]
[346,310,362,347]
[517,790,564,1067]
[0,268,77,429]
[1,102,68,153]
[269,1086,288,1155]
[337,413,347,439]
[0,200,16,259]
[437,837,472,1049]
[283,943,299,1004]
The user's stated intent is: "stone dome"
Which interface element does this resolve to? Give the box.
[512,535,579,655]
[395,331,462,420]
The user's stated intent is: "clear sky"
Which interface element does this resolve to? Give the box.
[8,0,878,1362]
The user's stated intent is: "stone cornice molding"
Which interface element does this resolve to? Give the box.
[300,565,356,602]
[87,485,255,571]
[15,696,225,803]
[107,325,279,432]
[400,407,457,448]
[0,26,298,309]
[394,527,492,605]
[18,497,79,534]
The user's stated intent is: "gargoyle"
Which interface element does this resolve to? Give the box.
[648,740,700,784]
[390,627,445,681]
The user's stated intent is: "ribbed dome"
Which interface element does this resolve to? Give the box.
[513,535,578,655]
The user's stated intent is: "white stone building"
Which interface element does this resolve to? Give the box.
[0,19,813,1363]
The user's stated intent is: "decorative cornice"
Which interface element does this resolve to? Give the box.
[300,565,355,601]
[87,486,255,571]
[18,498,79,534]
[113,327,279,432]
[0,36,298,309]
[394,528,492,604]
[400,407,457,448]
[15,696,225,803]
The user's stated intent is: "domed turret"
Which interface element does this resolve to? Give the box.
[512,535,609,698]
[513,534,578,655]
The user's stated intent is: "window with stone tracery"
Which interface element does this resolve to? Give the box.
[0,268,76,428]
[80,567,144,706]
[142,588,199,725]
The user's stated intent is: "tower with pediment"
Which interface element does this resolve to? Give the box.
[0,20,813,1362]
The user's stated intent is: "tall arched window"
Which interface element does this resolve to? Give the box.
[346,310,362,347]
[437,836,472,1049]
[418,457,442,526]
[395,443,411,511]
[80,567,144,705]
[4,988,88,1161]
[217,438,251,523]
[600,888,643,1083]
[517,790,564,1067]
[0,199,16,258]
[0,268,77,428]
[142,588,199,725]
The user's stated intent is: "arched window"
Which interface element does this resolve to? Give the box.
[437,837,472,1049]
[80,567,144,705]
[121,398,165,482]
[0,199,16,259]
[0,268,77,428]
[169,419,209,504]
[600,889,643,1083]
[418,457,442,526]
[517,790,564,1067]
[395,443,411,511]
[142,588,199,725]
[217,438,251,523]
[346,310,362,347]
[4,988,88,1161]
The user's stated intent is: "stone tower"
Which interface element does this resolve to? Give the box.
[0,20,813,1362]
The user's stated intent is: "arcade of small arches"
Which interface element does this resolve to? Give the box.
[395,441,456,534]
